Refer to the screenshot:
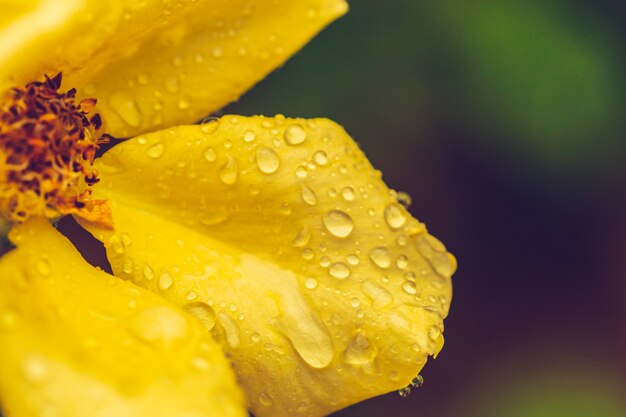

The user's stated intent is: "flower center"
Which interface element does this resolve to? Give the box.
[0,73,108,224]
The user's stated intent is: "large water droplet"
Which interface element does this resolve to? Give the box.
[243,130,256,142]
[284,124,307,145]
[341,186,355,201]
[219,156,239,185]
[256,146,280,174]
[410,375,424,388]
[313,150,328,165]
[329,262,350,279]
[398,386,412,398]
[343,333,377,366]
[402,280,417,295]
[300,183,318,205]
[304,277,318,289]
[146,142,165,158]
[369,246,391,269]
[183,302,216,331]
[384,203,407,229]
[323,210,354,238]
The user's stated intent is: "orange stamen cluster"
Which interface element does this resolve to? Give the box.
[0,73,107,223]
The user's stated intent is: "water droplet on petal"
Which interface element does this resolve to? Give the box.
[183,302,216,331]
[243,130,256,142]
[329,262,350,279]
[396,254,409,269]
[304,277,318,289]
[341,186,355,201]
[384,203,407,229]
[300,183,318,205]
[256,146,280,174]
[158,271,174,291]
[35,259,50,276]
[369,246,391,269]
[219,156,239,185]
[410,375,424,388]
[284,124,307,145]
[217,312,240,348]
[398,386,412,398]
[397,191,412,208]
[143,264,155,280]
[343,333,377,366]
[313,150,328,165]
[292,226,311,247]
[146,142,165,158]
[402,280,417,295]
[323,210,354,238]
[258,392,274,407]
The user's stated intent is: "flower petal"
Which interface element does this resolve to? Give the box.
[82,116,455,417]
[0,0,348,137]
[0,218,246,417]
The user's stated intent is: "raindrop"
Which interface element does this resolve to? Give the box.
[256,146,280,174]
[396,254,409,269]
[300,183,318,205]
[292,226,311,247]
[410,375,424,388]
[369,247,391,269]
[183,302,216,331]
[397,191,412,208]
[323,210,354,238]
[401,280,417,295]
[146,142,165,158]
[341,186,355,201]
[218,312,240,348]
[304,277,318,289]
[219,156,239,185]
[313,150,328,165]
[284,124,307,145]
[398,386,412,398]
[158,271,174,290]
[243,130,256,142]
[329,262,350,279]
[301,248,314,260]
[384,203,407,229]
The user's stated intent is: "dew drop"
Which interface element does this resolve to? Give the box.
[350,297,361,307]
[346,253,360,265]
[343,333,377,366]
[410,375,424,388]
[35,259,50,276]
[183,302,216,331]
[397,191,412,208]
[341,186,355,201]
[384,203,407,229]
[243,130,256,142]
[313,150,328,165]
[146,142,165,158]
[428,325,441,341]
[158,271,174,291]
[256,146,280,174]
[292,226,311,247]
[396,254,409,269]
[219,156,239,185]
[295,166,308,178]
[319,256,331,268]
[361,281,393,309]
[251,332,261,343]
[329,262,350,279]
[323,210,354,238]
[304,277,318,289]
[369,246,391,269]
[398,386,412,398]
[301,248,314,260]
[300,183,318,205]
[143,264,155,280]
[402,280,417,295]
[218,312,240,348]
[258,392,274,407]
[284,124,307,145]
[122,258,134,274]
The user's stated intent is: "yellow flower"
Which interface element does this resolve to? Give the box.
[0,1,455,417]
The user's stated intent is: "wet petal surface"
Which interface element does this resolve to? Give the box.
[0,218,246,417]
[83,116,455,417]
[0,0,348,137]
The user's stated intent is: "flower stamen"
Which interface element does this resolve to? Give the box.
[0,73,111,225]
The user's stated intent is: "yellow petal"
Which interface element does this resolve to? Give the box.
[0,218,246,417]
[0,0,348,137]
[82,116,455,417]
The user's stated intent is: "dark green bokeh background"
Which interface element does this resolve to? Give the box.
[228,0,626,416]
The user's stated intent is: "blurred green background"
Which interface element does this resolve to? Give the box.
[227,0,626,416]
